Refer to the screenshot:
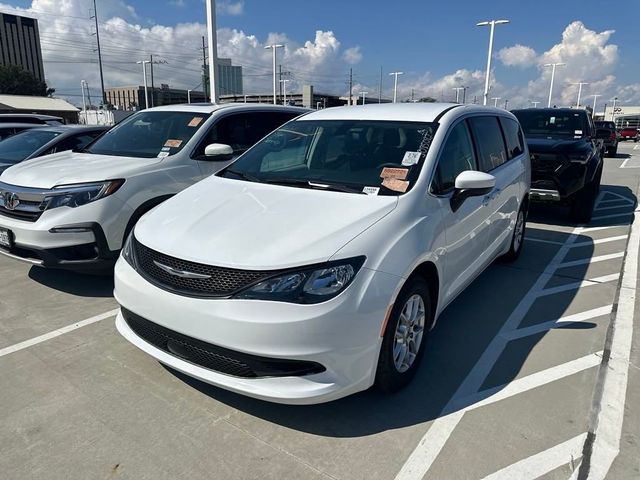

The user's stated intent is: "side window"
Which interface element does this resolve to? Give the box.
[498,117,525,159]
[432,121,477,194]
[53,133,98,153]
[468,116,508,172]
[193,112,299,159]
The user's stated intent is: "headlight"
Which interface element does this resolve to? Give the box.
[235,256,365,304]
[43,179,125,210]
[121,230,135,267]
[568,152,592,164]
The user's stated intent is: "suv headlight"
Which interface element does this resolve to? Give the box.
[43,180,125,210]
[235,256,365,304]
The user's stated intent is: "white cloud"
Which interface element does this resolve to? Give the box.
[218,1,244,16]
[169,0,185,7]
[498,44,538,68]
[342,46,362,65]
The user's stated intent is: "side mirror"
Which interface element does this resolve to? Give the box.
[450,170,496,212]
[595,128,611,140]
[203,143,234,160]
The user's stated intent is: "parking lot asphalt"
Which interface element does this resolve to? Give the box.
[1,142,640,480]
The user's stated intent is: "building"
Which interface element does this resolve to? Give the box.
[602,105,640,129]
[0,12,44,82]
[215,58,243,96]
[0,94,78,123]
[105,85,207,111]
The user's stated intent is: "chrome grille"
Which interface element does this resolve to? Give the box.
[133,238,273,297]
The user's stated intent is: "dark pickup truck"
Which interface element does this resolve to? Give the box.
[595,120,619,156]
[512,108,607,223]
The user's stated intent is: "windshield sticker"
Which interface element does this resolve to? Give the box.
[161,146,170,152]
[157,151,170,158]
[362,186,380,195]
[380,167,409,180]
[575,130,583,135]
[188,117,204,127]
[402,151,421,166]
[164,139,183,148]
[382,178,409,193]
[418,128,434,153]
[549,117,556,124]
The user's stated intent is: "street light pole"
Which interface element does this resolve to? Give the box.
[205,0,219,102]
[136,60,151,109]
[492,97,501,107]
[389,72,403,103]
[544,62,566,107]
[477,19,509,106]
[531,101,540,108]
[453,87,465,103]
[280,79,290,105]
[360,91,368,105]
[570,82,589,107]
[591,94,601,117]
[611,96,618,123]
[80,80,87,114]
[265,44,284,105]
[187,90,192,104]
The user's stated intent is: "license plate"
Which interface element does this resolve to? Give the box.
[0,228,13,248]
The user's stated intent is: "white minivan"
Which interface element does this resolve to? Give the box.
[115,103,530,404]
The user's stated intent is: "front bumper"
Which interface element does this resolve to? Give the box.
[114,257,401,404]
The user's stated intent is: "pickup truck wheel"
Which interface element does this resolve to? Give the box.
[569,167,602,223]
[375,277,432,393]
[500,206,526,262]
[608,145,618,157]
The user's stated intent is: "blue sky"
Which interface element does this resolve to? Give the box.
[1,0,638,107]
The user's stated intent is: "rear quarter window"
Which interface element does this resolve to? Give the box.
[468,116,508,172]
[498,117,525,160]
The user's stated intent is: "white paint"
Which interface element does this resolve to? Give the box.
[594,204,635,213]
[556,252,624,268]
[572,235,628,248]
[501,305,613,341]
[592,211,637,221]
[0,309,119,358]
[538,273,620,297]
[481,433,587,480]
[586,185,639,479]
[524,237,565,246]
[599,191,636,204]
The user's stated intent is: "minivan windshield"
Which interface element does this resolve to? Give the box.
[0,129,60,163]
[220,119,437,195]
[512,110,588,138]
[86,111,210,158]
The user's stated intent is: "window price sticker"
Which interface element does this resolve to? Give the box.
[402,151,421,166]
[380,167,409,180]
[362,186,380,195]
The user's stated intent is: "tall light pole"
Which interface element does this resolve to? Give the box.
[531,101,540,108]
[453,87,465,103]
[544,62,566,107]
[570,82,589,107]
[591,94,601,117]
[389,72,403,103]
[611,96,618,123]
[187,89,192,104]
[136,60,151,109]
[477,19,509,106]
[265,44,284,104]
[359,91,368,105]
[280,79,290,105]
[492,97,501,107]
[80,80,87,114]
[205,0,219,102]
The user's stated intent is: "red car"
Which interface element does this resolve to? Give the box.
[619,127,639,142]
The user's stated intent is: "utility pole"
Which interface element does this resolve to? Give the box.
[91,0,106,107]
[411,89,415,103]
[612,96,618,122]
[265,44,284,104]
[389,71,403,103]
[205,0,219,102]
[544,62,565,107]
[201,36,208,99]
[80,80,87,113]
[477,19,510,106]
[503,99,509,109]
[349,68,353,106]
[85,81,93,110]
[150,55,155,107]
[279,65,283,100]
[378,66,383,103]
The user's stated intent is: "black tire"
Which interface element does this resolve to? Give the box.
[375,276,432,393]
[569,167,602,223]
[609,145,618,157]
[500,205,527,262]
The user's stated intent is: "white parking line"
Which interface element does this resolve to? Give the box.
[501,305,613,341]
[538,273,620,297]
[0,309,119,358]
[581,185,639,479]
[481,433,587,480]
[572,235,628,248]
[594,204,635,213]
[556,252,624,269]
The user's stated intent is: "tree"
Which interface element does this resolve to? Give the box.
[0,65,55,97]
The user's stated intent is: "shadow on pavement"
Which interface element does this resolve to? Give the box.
[27,267,114,298]
[166,186,635,437]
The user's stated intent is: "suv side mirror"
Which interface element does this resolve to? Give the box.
[203,143,234,160]
[450,170,496,212]
[595,128,611,140]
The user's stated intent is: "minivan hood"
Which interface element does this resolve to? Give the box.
[525,137,590,154]
[135,176,398,270]
[0,151,162,189]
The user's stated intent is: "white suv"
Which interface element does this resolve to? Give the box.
[0,104,308,272]
[115,103,530,404]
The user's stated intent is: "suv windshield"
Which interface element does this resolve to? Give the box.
[0,129,60,163]
[86,111,210,158]
[513,110,588,138]
[220,119,437,195]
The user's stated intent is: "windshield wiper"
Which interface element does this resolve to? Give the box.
[262,177,364,194]
[223,169,261,183]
